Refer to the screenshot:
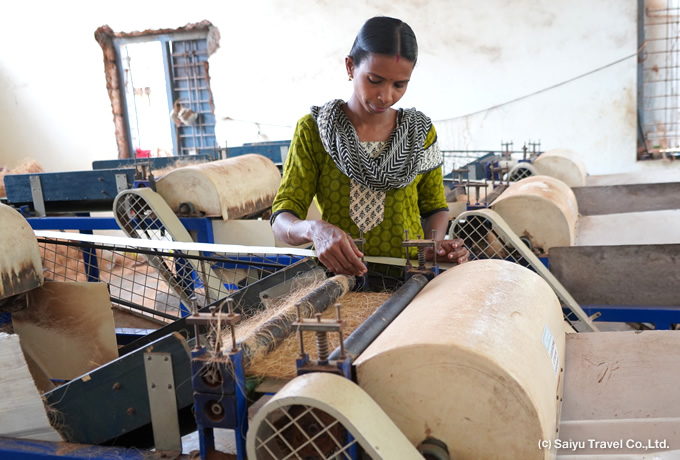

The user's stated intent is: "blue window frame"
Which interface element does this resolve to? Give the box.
[113,32,217,158]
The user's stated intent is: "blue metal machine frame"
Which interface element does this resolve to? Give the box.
[190,347,248,460]
[579,305,679,331]
[0,439,151,459]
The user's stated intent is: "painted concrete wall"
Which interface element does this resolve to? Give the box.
[0,0,675,176]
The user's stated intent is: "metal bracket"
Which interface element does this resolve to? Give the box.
[29,175,46,217]
[114,173,129,194]
[589,311,603,321]
[466,180,489,208]
[402,230,439,281]
[294,304,346,365]
[143,352,181,452]
[279,145,289,164]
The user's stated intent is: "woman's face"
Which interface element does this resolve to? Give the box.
[346,53,415,116]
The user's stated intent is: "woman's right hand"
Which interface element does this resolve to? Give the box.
[309,220,367,276]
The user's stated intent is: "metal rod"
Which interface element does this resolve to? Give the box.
[199,258,211,304]
[645,19,680,24]
[335,303,346,359]
[193,324,201,349]
[641,106,680,111]
[642,65,680,72]
[642,133,680,139]
[227,298,237,352]
[191,297,201,350]
[647,6,680,12]
[644,50,680,56]
[642,93,680,99]
[110,296,178,321]
[35,237,295,270]
[644,24,680,30]
[315,312,329,361]
[328,274,429,362]
[643,38,680,44]
[296,304,305,358]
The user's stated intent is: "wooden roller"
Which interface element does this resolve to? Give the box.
[155,154,281,220]
[490,175,578,255]
[354,259,566,459]
[533,148,587,187]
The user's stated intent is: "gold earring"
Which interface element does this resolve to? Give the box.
[348,75,352,81]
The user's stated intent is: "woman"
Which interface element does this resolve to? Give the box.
[271,16,468,277]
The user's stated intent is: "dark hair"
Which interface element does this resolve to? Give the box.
[349,16,418,67]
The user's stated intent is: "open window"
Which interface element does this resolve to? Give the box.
[95,21,220,158]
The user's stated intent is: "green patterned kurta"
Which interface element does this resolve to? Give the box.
[272,113,448,259]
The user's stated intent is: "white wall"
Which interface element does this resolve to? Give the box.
[428,0,639,175]
[0,0,674,176]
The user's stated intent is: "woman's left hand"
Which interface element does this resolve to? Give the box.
[426,238,469,264]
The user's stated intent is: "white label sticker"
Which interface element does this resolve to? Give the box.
[542,324,559,379]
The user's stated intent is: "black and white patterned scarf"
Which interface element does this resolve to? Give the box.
[311,99,442,191]
[311,99,442,232]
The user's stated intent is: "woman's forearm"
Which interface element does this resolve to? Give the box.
[422,210,450,241]
[272,212,310,245]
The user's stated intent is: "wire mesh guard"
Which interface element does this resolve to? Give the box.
[252,404,356,460]
[451,213,535,265]
[37,234,305,324]
[450,210,592,330]
[506,162,536,182]
[114,187,226,311]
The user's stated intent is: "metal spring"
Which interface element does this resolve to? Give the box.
[417,247,426,267]
[316,331,329,361]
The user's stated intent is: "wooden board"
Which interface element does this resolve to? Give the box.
[549,244,680,307]
[586,169,680,186]
[572,182,680,216]
[111,307,165,329]
[12,281,118,392]
[92,155,212,170]
[212,219,277,246]
[0,333,62,441]
[3,169,135,211]
[576,209,680,246]
[559,331,680,455]
[562,330,680,420]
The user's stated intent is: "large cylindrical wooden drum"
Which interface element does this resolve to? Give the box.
[354,260,565,459]
[533,148,587,187]
[0,203,44,299]
[490,175,579,255]
[156,154,281,220]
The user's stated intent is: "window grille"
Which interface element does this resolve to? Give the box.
[640,0,680,159]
